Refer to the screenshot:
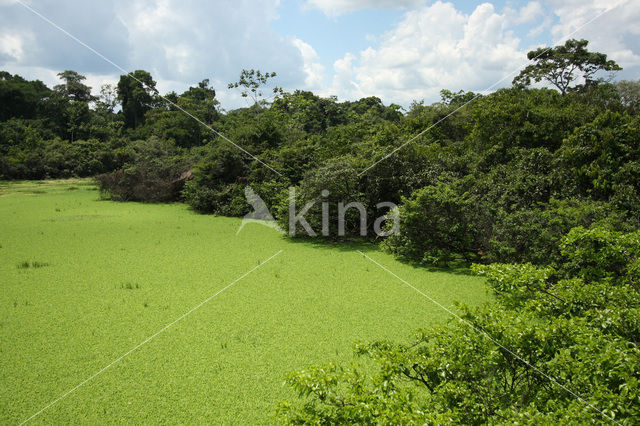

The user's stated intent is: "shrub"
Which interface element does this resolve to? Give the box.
[182,143,251,215]
[383,180,481,264]
[276,157,367,238]
[279,227,640,424]
[488,198,632,266]
[96,137,190,202]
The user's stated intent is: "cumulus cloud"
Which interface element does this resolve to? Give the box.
[117,0,305,85]
[0,33,24,62]
[507,1,545,25]
[292,38,326,90]
[304,0,427,17]
[328,1,528,104]
[0,0,309,105]
[1,0,638,110]
[547,0,640,76]
[1,1,130,74]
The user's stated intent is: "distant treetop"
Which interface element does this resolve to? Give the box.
[513,38,621,95]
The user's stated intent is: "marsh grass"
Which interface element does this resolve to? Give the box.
[17,261,50,269]
[120,282,140,290]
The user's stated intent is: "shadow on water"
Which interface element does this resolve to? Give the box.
[282,235,379,254]
[281,235,475,277]
[89,191,477,279]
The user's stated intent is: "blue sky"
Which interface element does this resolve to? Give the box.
[272,2,407,81]
[1,0,638,108]
[271,0,557,90]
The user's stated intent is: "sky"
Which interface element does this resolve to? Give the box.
[0,0,638,109]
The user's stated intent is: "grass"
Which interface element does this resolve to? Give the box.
[17,261,50,269]
[0,180,490,424]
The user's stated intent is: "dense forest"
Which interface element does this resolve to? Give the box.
[2,39,640,422]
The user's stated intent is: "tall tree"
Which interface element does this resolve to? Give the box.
[617,79,640,114]
[513,39,621,95]
[97,84,118,113]
[228,69,282,107]
[54,70,93,102]
[117,70,157,129]
[0,72,52,120]
[182,79,219,124]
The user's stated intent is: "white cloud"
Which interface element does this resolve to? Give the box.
[3,0,638,111]
[304,0,426,17]
[527,15,552,38]
[331,52,361,96]
[116,0,305,88]
[0,33,24,61]
[547,0,640,75]
[0,0,309,108]
[292,37,326,90]
[328,1,526,104]
[513,1,545,24]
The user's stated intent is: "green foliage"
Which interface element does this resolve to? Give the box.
[559,111,640,211]
[559,226,640,283]
[0,71,52,121]
[470,88,597,166]
[139,79,219,148]
[95,137,189,202]
[278,157,366,237]
[513,39,621,94]
[384,181,480,265]
[617,79,640,114]
[487,198,632,266]
[54,70,94,103]
[281,227,640,424]
[182,143,250,215]
[117,70,157,129]
[227,69,282,106]
[271,90,347,134]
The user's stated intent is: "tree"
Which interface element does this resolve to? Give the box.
[0,72,52,121]
[181,79,219,125]
[559,111,640,212]
[276,157,366,238]
[228,69,282,107]
[182,143,251,215]
[617,79,640,114]
[54,70,93,102]
[383,181,481,265]
[139,80,220,148]
[96,137,189,202]
[117,70,157,129]
[97,84,118,113]
[66,100,90,143]
[513,39,621,95]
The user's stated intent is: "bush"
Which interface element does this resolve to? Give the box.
[488,198,632,266]
[96,137,189,202]
[182,143,251,215]
[383,180,481,265]
[279,226,640,424]
[559,111,640,211]
[276,157,367,238]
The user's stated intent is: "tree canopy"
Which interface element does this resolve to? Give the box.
[513,39,621,94]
